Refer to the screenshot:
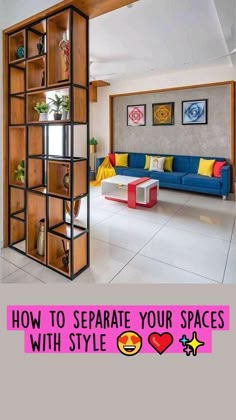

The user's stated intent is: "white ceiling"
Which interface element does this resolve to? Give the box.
[1,0,235,81]
[90,0,236,80]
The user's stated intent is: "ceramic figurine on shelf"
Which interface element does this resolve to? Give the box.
[62,240,69,271]
[59,34,70,80]
[65,199,81,218]
[37,218,45,256]
[63,172,69,190]
[37,36,44,55]
[16,45,24,59]
[41,70,45,86]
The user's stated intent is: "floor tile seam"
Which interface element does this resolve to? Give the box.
[91,219,164,247]
[89,213,119,228]
[110,211,169,226]
[116,222,169,261]
[108,250,142,284]
[136,252,222,284]
[167,202,236,225]
[107,219,166,283]
[91,210,124,226]
[0,266,19,281]
[158,223,232,243]
[0,266,42,283]
[229,216,236,243]
[0,254,33,270]
[222,233,235,284]
[186,201,236,217]
[20,266,49,283]
[90,236,138,255]
[161,202,189,225]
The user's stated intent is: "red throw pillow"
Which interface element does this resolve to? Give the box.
[108,153,115,166]
[213,161,226,177]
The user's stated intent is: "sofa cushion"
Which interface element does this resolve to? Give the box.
[213,161,226,177]
[115,153,128,167]
[182,174,221,190]
[149,156,165,171]
[144,155,151,169]
[163,156,174,172]
[120,168,151,177]
[151,171,187,184]
[197,158,215,177]
[108,153,115,166]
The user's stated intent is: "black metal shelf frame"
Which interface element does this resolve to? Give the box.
[7,4,90,280]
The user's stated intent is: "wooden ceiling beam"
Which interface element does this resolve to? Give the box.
[4,0,138,33]
[72,0,138,19]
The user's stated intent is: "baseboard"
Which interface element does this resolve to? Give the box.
[0,240,3,249]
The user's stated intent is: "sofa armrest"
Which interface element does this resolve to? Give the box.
[221,164,231,196]
[96,157,105,171]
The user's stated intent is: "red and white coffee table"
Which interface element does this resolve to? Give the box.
[101,175,159,208]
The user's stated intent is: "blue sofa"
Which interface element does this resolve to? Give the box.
[96,152,231,198]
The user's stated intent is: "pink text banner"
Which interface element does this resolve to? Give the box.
[7,305,230,355]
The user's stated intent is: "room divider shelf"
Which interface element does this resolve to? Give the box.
[7,4,89,279]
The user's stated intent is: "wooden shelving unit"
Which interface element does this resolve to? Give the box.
[7,5,89,279]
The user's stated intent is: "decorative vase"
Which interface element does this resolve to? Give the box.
[65,199,81,218]
[39,112,48,121]
[62,110,68,120]
[59,34,70,80]
[61,240,69,271]
[54,112,62,120]
[37,36,44,55]
[90,144,97,153]
[16,45,24,59]
[63,172,69,190]
[37,218,45,256]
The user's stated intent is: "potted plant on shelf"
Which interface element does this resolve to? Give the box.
[48,93,64,120]
[14,159,25,184]
[61,95,69,120]
[34,101,49,121]
[89,137,98,153]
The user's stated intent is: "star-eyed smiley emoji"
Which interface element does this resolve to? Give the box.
[117,331,142,356]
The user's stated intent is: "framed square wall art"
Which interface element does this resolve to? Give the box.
[182,99,208,125]
[127,104,146,126]
[152,102,174,126]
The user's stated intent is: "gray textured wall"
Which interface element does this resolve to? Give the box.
[113,85,231,158]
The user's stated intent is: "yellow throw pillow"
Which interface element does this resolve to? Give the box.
[164,156,174,172]
[115,153,128,167]
[197,158,215,177]
[144,155,151,169]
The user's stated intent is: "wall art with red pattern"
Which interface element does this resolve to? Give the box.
[127,104,146,126]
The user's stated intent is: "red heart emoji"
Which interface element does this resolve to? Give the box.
[148,332,173,354]
[119,335,128,344]
[131,335,141,344]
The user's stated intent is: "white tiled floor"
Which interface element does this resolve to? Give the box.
[1,187,236,284]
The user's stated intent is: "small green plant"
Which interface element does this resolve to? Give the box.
[61,95,70,112]
[34,101,49,114]
[15,160,25,183]
[48,93,64,114]
[89,137,98,145]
